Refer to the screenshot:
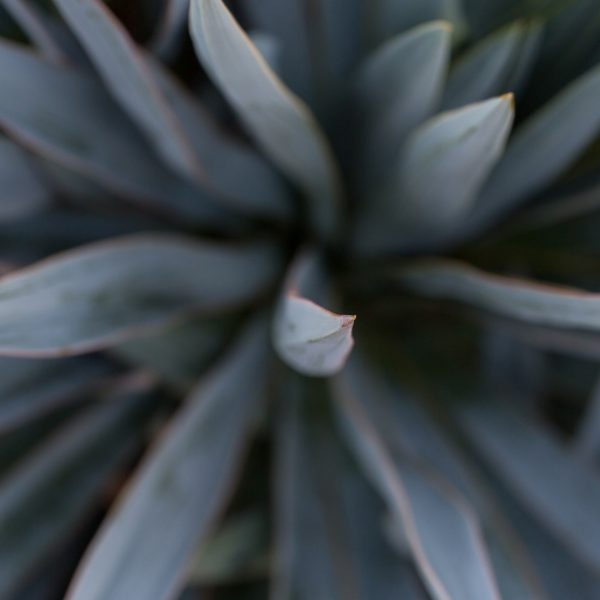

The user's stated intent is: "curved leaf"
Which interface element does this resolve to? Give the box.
[67,319,270,600]
[150,0,189,58]
[332,371,501,600]
[189,0,343,239]
[272,251,355,377]
[51,0,202,181]
[473,62,600,229]
[460,402,600,572]
[355,21,451,179]
[0,234,279,357]
[0,137,50,221]
[396,258,600,332]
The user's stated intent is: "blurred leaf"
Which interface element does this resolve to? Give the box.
[355,21,451,179]
[397,258,600,332]
[369,0,466,45]
[273,377,425,600]
[243,0,314,102]
[459,402,600,571]
[0,234,279,357]
[359,96,514,253]
[272,251,355,377]
[67,318,270,600]
[0,41,233,227]
[0,0,65,62]
[150,0,189,59]
[0,377,158,598]
[149,57,292,221]
[187,511,266,585]
[442,20,542,109]
[51,0,202,181]
[0,357,113,433]
[189,0,343,240]
[473,62,600,229]
[114,316,235,389]
[574,376,600,463]
[0,137,50,221]
[332,369,501,600]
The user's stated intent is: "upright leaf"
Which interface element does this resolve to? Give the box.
[67,319,270,600]
[189,0,343,239]
[0,234,279,357]
[355,22,451,179]
[358,96,514,254]
[150,0,190,58]
[472,63,600,230]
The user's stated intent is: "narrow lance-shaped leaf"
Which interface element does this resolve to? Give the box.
[272,250,355,377]
[0,357,113,433]
[459,402,600,572]
[396,258,600,333]
[51,0,202,181]
[331,371,501,600]
[0,41,232,227]
[0,0,65,63]
[358,96,514,254]
[273,376,424,600]
[0,234,280,357]
[355,21,451,180]
[67,318,270,600]
[0,377,157,599]
[442,21,541,109]
[0,137,50,221]
[472,62,600,230]
[150,0,190,58]
[189,0,343,240]
[149,57,292,221]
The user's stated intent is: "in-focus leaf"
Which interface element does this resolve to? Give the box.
[396,258,600,332]
[67,319,270,600]
[272,251,355,377]
[0,234,279,357]
[189,0,343,239]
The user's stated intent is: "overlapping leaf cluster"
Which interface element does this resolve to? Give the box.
[0,0,599,598]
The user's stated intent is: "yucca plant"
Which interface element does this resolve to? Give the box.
[0,0,600,598]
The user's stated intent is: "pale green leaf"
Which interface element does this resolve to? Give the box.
[0,234,279,357]
[189,0,343,239]
[67,319,270,600]
[396,258,600,332]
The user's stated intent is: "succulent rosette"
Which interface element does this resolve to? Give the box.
[0,0,599,598]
